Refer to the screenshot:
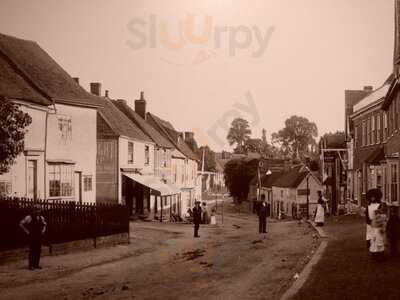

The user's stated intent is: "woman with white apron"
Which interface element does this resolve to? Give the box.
[314,198,325,226]
[365,188,385,260]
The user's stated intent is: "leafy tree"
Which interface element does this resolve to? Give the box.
[227,118,251,154]
[0,97,32,173]
[223,158,257,203]
[272,115,318,159]
[197,146,217,172]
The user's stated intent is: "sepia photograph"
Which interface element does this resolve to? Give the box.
[0,1,399,299]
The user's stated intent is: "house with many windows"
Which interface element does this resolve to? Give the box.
[147,112,200,217]
[347,78,392,207]
[0,33,102,203]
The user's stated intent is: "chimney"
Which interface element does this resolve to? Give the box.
[72,77,79,84]
[363,86,373,92]
[135,91,147,120]
[90,82,101,96]
[184,131,194,141]
[105,90,109,98]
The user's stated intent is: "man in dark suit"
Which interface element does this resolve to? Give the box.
[193,201,202,238]
[258,194,268,234]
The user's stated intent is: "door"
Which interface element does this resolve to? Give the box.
[27,160,37,200]
[74,171,82,203]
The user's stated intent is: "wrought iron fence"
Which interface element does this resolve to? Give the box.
[0,196,129,251]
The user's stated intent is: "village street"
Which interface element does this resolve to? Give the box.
[0,201,319,300]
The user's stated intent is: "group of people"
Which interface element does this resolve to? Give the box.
[188,201,216,238]
[365,188,400,261]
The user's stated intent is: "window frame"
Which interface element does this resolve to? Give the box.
[128,142,134,164]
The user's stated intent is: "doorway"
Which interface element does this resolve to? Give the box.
[27,160,37,200]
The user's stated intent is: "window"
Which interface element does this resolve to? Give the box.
[354,125,358,148]
[384,112,388,140]
[58,117,72,141]
[371,116,375,144]
[391,163,398,203]
[49,164,74,197]
[0,181,12,196]
[83,175,93,192]
[377,114,381,143]
[128,142,134,164]
[367,118,371,145]
[145,145,150,165]
[362,120,366,146]
[163,149,167,167]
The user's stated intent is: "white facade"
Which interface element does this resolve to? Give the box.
[46,104,97,203]
[0,102,48,199]
[272,175,322,218]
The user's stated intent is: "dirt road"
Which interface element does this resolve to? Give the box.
[0,204,319,300]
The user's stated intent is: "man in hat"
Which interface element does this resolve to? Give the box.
[257,194,268,234]
[20,205,47,270]
[193,200,202,238]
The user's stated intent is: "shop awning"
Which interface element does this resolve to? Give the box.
[123,173,180,196]
[365,147,385,165]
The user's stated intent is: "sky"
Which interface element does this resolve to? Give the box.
[0,0,395,151]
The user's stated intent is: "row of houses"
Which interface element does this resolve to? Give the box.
[344,1,400,210]
[249,159,323,219]
[0,33,207,219]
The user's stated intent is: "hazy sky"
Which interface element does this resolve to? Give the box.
[0,0,395,151]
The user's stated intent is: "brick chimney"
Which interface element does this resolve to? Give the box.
[72,77,79,84]
[184,131,194,141]
[90,82,101,96]
[135,91,147,120]
[363,86,373,92]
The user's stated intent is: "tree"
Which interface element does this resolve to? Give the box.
[223,158,257,204]
[272,115,318,159]
[0,97,32,173]
[197,146,217,172]
[227,118,251,154]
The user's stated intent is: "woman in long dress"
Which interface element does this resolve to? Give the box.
[365,188,385,260]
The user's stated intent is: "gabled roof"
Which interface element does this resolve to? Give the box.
[271,166,308,188]
[147,112,199,161]
[112,100,174,149]
[0,33,102,108]
[98,98,153,143]
[0,53,51,106]
[353,84,390,114]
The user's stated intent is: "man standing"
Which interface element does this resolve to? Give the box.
[20,205,47,270]
[193,201,202,238]
[258,195,268,234]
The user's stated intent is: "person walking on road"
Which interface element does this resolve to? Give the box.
[258,194,268,234]
[20,205,47,270]
[314,192,325,226]
[193,201,202,238]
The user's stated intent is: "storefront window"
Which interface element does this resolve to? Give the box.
[391,163,398,203]
[49,164,74,197]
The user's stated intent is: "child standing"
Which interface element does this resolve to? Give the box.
[369,206,387,261]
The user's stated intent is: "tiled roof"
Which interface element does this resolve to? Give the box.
[147,112,199,161]
[0,33,102,108]
[270,167,308,188]
[99,98,153,143]
[0,53,51,106]
[112,100,174,149]
[353,84,390,113]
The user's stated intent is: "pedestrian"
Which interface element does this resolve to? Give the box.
[365,188,386,261]
[314,192,325,226]
[193,201,202,238]
[257,194,268,234]
[386,203,400,257]
[19,205,47,270]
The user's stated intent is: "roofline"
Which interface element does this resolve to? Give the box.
[55,98,102,109]
[350,98,384,119]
